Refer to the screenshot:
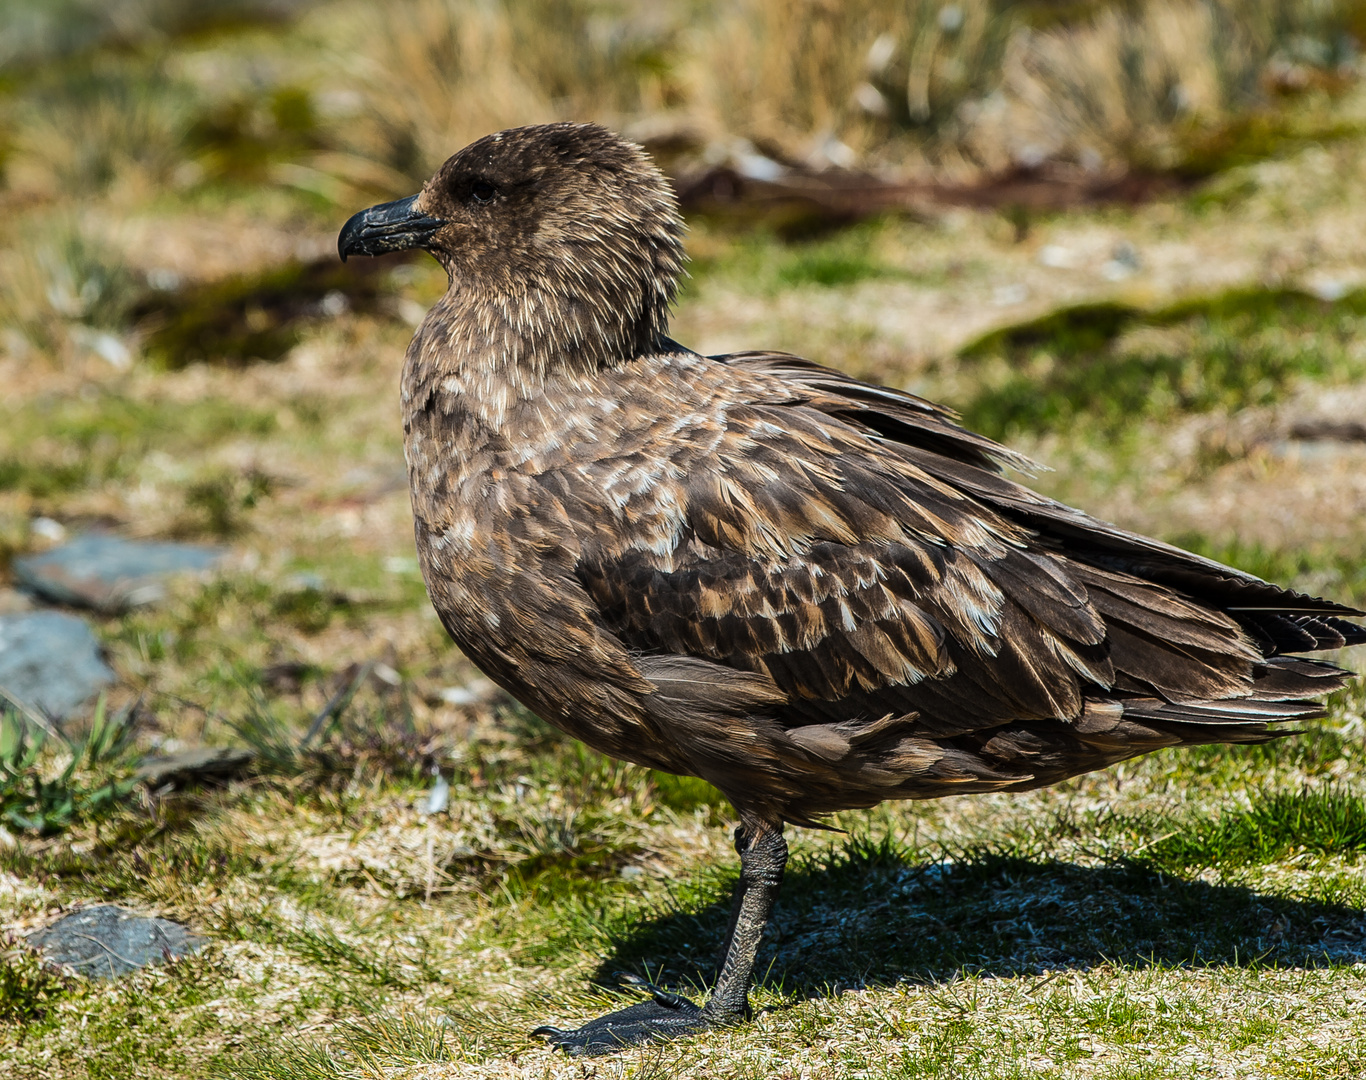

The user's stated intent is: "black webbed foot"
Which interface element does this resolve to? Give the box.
[534,825,787,1056]
[533,973,723,1056]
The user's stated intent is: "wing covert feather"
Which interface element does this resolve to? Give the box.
[571,392,1126,737]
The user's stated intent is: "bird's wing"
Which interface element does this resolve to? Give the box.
[564,352,1346,748]
[724,351,1366,654]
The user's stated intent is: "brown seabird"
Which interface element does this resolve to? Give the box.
[338,122,1365,1054]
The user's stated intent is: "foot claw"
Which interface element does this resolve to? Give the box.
[615,971,695,1010]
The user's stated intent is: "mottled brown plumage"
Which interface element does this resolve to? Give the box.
[338,122,1365,1054]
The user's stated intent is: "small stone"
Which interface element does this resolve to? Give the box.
[0,611,115,721]
[13,534,226,613]
[938,4,965,35]
[147,268,182,291]
[373,662,402,685]
[30,517,66,543]
[421,771,450,816]
[284,571,326,592]
[865,33,897,74]
[1101,241,1141,281]
[1309,278,1350,302]
[134,746,257,790]
[993,283,1029,306]
[70,328,132,370]
[853,81,889,118]
[436,679,496,707]
[320,290,349,317]
[1037,245,1075,269]
[28,905,203,979]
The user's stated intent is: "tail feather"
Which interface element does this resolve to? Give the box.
[1124,697,1327,725]
[1231,611,1366,655]
[1244,656,1353,700]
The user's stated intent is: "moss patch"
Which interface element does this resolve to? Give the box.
[135,258,404,369]
[955,287,1366,439]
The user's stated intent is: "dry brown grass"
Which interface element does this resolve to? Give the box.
[321,0,683,186]
[977,0,1361,173]
[0,0,1357,226]
[304,0,1366,190]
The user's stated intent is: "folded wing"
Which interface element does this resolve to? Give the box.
[563,350,1362,813]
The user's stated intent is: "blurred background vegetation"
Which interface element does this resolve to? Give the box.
[1,0,1364,367]
[0,0,1364,840]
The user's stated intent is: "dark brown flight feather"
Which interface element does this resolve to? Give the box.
[337,122,1365,1054]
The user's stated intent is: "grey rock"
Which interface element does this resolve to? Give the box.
[135,746,256,790]
[0,611,115,720]
[28,905,203,978]
[14,534,226,613]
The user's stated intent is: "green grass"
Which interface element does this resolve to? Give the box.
[1132,788,1366,875]
[4,702,1365,1077]
[136,259,402,369]
[0,0,306,72]
[0,392,280,499]
[0,935,74,1023]
[1169,534,1366,609]
[955,288,1366,440]
[228,1013,468,1080]
[684,219,946,299]
[0,698,140,835]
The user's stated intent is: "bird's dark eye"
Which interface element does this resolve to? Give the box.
[470,180,497,204]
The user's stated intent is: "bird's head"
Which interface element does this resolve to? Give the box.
[338,123,686,372]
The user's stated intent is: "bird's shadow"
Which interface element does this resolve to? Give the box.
[592,839,1366,999]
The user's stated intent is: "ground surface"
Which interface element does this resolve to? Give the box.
[3,5,1366,1078]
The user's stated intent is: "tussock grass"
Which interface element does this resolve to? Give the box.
[4,0,1359,217]
[328,0,679,188]
[980,0,1363,175]
[0,0,311,71]
[0,697,140,835]
[0,216,142,359]
[6,57,198,197]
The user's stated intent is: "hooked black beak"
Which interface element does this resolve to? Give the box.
[338,194,446,262]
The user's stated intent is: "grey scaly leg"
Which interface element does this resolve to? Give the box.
[533,822,787,1055]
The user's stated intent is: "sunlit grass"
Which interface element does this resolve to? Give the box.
[0,392,280,499]
[2,677,1363,1076]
